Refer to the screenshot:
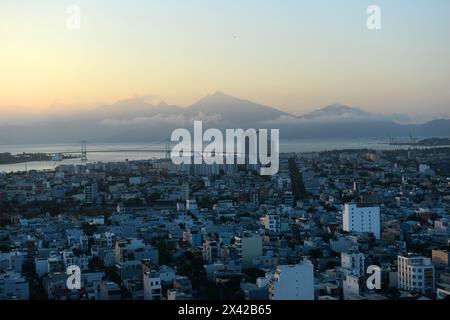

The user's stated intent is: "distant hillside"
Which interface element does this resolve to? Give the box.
[183,91,292,125]
[0,93,449,144]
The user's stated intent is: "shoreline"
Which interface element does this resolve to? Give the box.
[1,145,449,175]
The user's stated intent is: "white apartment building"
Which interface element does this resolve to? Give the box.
[343,203,381,239]
[398,254,435,295]
[268,260,314,300]
[143,261,162,300]
[202,240,219,264]
[104,232,116,248]
[341,251,366,277]
[114,238,158,265]
[261,213,281,235]
[62,250,89,271]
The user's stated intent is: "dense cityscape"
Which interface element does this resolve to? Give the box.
[1,146,449,300]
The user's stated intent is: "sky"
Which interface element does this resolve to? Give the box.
[0,0,449,117]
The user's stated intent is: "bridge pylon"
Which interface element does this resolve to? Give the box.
[81,140,87,162]
[165,141,171,160]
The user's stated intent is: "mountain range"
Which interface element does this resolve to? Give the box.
[0,91,449,144]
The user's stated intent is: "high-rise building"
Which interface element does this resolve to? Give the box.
[398,254,435,295]
[84,182,98,204]
[268,260,314,300]
[343,203,380,239]
[234,231,262,269]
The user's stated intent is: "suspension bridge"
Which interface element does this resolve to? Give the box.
[48,141,246,163]
[49,140,173,162]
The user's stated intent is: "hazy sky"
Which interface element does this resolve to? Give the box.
[0,0,449,116]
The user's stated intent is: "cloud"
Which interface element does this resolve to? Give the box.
[262,113,400,126]
[261,115,301,125]
[100,112,222,127]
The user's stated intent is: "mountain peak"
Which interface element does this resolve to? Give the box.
[191,91,246,108]
[185,91,291,123]
[205,91,239,101]
[324,103,351,110]
[212,90,231,96]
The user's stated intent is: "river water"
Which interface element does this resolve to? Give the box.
[0,138,427,173]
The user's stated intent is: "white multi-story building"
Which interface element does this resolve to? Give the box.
[343,203,380,239]
[143,261,162,300]
[202,240,219,264]
[62,250,89,271]
[261,213,281,235]
[114,238,158,266]
[104,232,116,248]
[268,260,314,300]
[398,254,435,295]
[341,251,366,277]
